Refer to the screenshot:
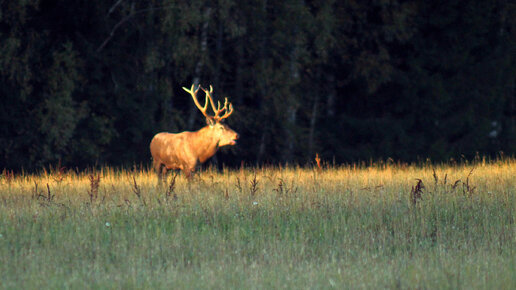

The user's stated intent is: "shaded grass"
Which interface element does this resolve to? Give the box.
[0,159,514,289]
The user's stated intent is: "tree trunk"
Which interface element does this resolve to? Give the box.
[285,106,298,162]
[257,132,267,164]
[214,10,223,90]
[256,0,269,164]
[308,96,318,156]
[284,26,300,162]
[187,7,212,130]
[327,73,336,117]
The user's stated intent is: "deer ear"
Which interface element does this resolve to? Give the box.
[206,117,216,127]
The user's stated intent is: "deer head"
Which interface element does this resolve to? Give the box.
[182,84,238,146]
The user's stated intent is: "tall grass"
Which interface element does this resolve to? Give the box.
[0,159,514,289]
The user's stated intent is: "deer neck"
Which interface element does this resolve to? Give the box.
[193,126,219,163]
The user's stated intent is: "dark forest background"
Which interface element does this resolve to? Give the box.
[1,0,515,171]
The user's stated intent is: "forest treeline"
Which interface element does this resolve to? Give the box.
[1,0,515,171]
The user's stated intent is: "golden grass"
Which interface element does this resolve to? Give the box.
[0,158,514,288]
[2,158,513,206]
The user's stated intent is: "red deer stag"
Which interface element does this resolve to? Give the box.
[150,84,239,181]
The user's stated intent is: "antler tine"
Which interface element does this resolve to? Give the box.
[215,98,227,115]
[201,85,220,116]
[197,84,235,121]
[216,98,234,121]
[183,84,209,118]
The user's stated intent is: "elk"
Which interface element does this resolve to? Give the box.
[150,84,239,181]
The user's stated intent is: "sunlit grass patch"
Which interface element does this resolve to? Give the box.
[0,158,514,288]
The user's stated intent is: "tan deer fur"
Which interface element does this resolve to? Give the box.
[150,84,238,181]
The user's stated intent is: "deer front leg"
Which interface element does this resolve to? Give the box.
[182,158,197,181]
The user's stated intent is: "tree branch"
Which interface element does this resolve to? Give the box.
[108,0,124,15]
[96,5,174,53]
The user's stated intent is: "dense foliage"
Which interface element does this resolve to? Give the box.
[1,0,515,170]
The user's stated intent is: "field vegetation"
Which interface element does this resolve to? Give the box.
[0,158,514,289]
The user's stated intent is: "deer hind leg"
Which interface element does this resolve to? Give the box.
[184,169,192,181]
[152,158,161,173]
[161,166,169,183]
[153,159,166,187]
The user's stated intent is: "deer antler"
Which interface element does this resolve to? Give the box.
[183,84,234,122]
[201,85,234,121]
[182,84,210,119]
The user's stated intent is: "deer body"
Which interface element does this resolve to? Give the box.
[150,84,238,180]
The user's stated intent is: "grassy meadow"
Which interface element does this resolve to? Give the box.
[0,159,514,289]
